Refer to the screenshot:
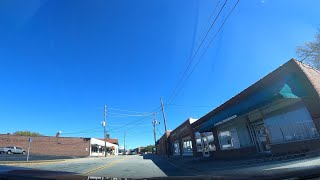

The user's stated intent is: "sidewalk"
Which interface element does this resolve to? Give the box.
[159,150,320,174]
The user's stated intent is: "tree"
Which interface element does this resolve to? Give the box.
[13,131,42,136]
[296,29,320,70]
[144,145,155,153]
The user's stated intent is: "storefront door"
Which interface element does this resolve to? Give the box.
[201,136,210,157]
[252,124,271,153]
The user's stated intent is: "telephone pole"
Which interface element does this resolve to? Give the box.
[103,105,107,157]
[152,112,159,154]
[160,97,169,158]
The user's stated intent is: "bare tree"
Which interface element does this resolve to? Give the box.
[296,29,320,70]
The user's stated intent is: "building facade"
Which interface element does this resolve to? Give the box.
[156,59,320,159]
[0,134,119,157]
[170,118,198,156]
[156,130,171,155]
[198,59,320,158]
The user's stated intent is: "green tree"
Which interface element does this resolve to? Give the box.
[144,145,155,152]
[13,131,42,136]
[296,29,320,70]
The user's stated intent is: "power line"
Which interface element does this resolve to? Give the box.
[108,107,150,114]
[107,115,153,132]
[167,104,213,108]
[108,112,153,117]
[166,0,228,104]
[191,0,222,58]
[167,0,239,104]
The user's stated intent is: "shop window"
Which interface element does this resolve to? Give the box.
[173,141,180,155]
[218,129,240,150]
[92,146,98,153]
[195,132,202,152]
[182,139,193,155]
[264,105,319,143]
[206,132,216,151]
[195,132,216,152]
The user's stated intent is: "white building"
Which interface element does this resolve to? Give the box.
[89,138,119,156]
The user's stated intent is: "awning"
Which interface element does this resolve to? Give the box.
[199,76,304,133]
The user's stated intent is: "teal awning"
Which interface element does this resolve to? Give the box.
[199,76,304,133]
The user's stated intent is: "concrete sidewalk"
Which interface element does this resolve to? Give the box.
[160,151,320,174]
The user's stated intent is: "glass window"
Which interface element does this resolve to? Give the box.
[206,132,216,151]
[173,141,180,155]
[265,105,319,143]
[195,132,202,152]
[182,139,193,155]
[218,129,240,150]
[92,146,98,153]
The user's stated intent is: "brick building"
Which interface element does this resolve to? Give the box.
[170,118,198,156]
[198,59,320,158]
[0,134,119,157]
[156,130,171,155]
[157,59,320,159]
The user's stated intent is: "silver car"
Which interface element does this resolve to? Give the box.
[0,146,26,154]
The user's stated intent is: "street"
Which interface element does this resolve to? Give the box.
[1,154,320,179]
[0,154,190,179]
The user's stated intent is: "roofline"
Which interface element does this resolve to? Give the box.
[196,58,306,125]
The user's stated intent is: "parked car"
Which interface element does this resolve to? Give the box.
[129,150,137,155]
[0,146,26,154]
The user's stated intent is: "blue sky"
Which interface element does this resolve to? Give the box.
[0,0,319,149]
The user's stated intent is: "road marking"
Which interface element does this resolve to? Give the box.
[83,156,129,175]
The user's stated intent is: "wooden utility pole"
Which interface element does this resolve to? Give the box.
[160,97,169,158]
[153,113,157,145]
[152,112,159,154]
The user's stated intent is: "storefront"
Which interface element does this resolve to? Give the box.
[169,118,198,156]
[194,132,215,157]
[198,59,320,158]
[90,138,119,156]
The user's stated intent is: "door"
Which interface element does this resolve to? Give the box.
[201,136,210,157]
[253,124,271,153]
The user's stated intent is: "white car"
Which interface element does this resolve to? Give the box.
[0,146,26,154]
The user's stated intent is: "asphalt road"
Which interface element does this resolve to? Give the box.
[1,154,320,179]
[0,153,78,161]
[0,154,190,178]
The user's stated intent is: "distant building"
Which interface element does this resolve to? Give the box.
[0,134,119,157]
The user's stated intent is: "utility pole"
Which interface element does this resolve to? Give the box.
[160,97,169,158]
[102,105,107,157]
[152,112,159,154]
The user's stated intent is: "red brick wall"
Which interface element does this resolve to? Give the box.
[157,131,171,155]
[0,134,90,157]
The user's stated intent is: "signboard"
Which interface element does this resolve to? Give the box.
[214,115,238,126]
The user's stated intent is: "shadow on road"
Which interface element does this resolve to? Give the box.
[140,154,196,177]
[0,165,85,180]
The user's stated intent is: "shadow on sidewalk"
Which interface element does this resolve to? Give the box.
[140,154,197,177]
